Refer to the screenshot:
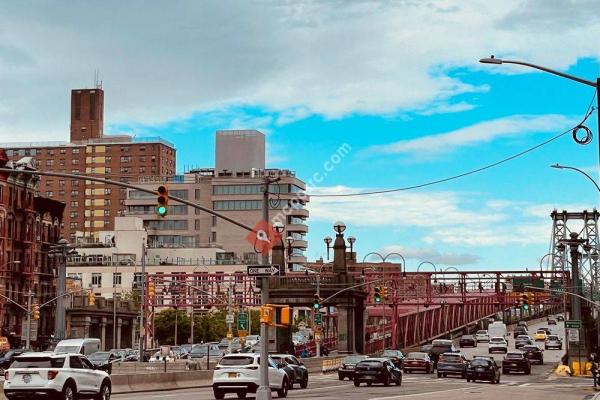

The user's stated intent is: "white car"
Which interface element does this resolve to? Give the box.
[488,337,508,354]
[475,330,490,342]
[212,353,289,399]
[245,335,260,348]
[4,352,111,400]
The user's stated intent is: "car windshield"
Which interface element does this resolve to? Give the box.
[382,350,399,357]
[358,360,382,368]
[344,356,366,364]
[490,338,504,343]
[431,345,453,354]
[517,336,530,340]
[461,335,473,339]
[12,357,65,368]
[407,352,427,360]
[439,354,461,362]
[54,345,80,354]
[548,336,559,341]
[88,352,109,361]
[219,356,254,366]
[476,330,487,335]
[523,346,538,351]
[470,359,490,367]
[506,353,523,359]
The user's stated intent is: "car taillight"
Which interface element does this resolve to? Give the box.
[48,370,59,380]
[4,371,8,380]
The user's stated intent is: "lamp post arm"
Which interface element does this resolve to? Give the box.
[552,164,600,193]
[524,285,600,308]
[39,288,90,309]
[499,60,597,88]
[321,279,383,304]
[0,293,28,312]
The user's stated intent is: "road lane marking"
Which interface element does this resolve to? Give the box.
[369,386,479,399]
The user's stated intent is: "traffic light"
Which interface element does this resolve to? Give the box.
[374,286,382,303]
[313,293,321,310]
[279,306,291,326]
[260,305,274,324]
[148,281,156,298]
[156,185,169,217]
[381,286,388,300]
[32,303,40,320]
[521,293,530,311]
[88,292,96,306]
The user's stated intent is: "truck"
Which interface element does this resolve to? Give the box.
[488,321,507,339]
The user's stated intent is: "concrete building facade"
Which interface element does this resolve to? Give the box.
[0,87,176,243]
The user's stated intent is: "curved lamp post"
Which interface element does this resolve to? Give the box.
[551,164,600,193]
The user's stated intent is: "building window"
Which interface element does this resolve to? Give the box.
[139,156,146,162]
[70,211,78,218]
[59,190,65,196]
[72,148,80,154]
[104,220,110,227]
[104,199,111,206]
[60,148,66,154]
[71,169,79,173]
[59,180,65,187]
[70,201,79,207]
[139,167,145,173]
[195,219,201,230]
[71,159,79,165]
[195,189,201,200]
[48,149,54,156]
[91,273,102,287]
[120,167,131,173]
[104,210,110,217]
[113,273,122,287]
[46,160,54,166]
[120,156,131,163]
[213,200,262,210]
[71,180,79,186]
[71,190,79,196]
[143,220,188,230]
[70,222,77,229]
[211,232,217,242]
[121,146,130,152]
[104,188,111,195]
[46,180,53,186]
[45,191,53,198]
[59,159,66,166]
[212,216,217,226]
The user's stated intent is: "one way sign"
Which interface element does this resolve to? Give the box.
[247,264,281,276]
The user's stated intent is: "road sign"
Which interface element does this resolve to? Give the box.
[227,332,233,340]
[568,328,580,343]
[226,314,234,324]
[247,264,280,276]
[314,332,322,342]
[565,320,581,329]
[314,312,322,326]
[238,312,249,331]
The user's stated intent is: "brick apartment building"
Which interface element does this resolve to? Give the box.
[0,87,176,243]
[0,151,65,348]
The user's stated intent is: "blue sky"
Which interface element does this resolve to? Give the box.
[1,1,599,270]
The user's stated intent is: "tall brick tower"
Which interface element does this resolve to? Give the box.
[70,88,104,142]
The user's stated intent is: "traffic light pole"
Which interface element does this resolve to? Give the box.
[25,291,33,349]
[316,274,321,358]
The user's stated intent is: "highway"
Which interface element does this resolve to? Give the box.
[114,319,597,400]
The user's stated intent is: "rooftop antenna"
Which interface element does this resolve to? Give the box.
[94,69,103,89]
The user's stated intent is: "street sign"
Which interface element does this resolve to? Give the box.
[247,264,280,277]
[238,312,249,331]
[314,312,322,326]
[314,332,322,342]
[226,314,234,324]
[568,328,580,343]
[565,320,581,329]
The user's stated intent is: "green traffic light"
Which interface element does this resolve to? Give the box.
[374,295,381,303]
[156,205,168,216]
[313,302,320,310]
[523,304,529,311]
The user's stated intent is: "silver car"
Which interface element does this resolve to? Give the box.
[545,335,562,350]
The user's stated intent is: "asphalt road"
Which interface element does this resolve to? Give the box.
[114,318,598,400]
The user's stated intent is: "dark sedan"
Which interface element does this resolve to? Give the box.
[0,349,31,370]
[382,349,405,369]
[459,335,477,348]
[271,354,309,389]
[353,358,402,387]
[513,327,528,339]
[88,351,121,374]
[338,355,368,380]
[502,352,531,375]
[466,358,501,384]
[522,345,544,364]
[515,335,533,349]
[403,352,434,374]
[436,352,468,378]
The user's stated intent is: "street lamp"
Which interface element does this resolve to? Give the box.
[333,221,346,235]
[323,236,333,259]
[480,55,599,177]
[550,163,600,193]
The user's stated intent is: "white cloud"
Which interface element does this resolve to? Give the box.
[367,114,576,156]
[417,101,478,116]
[0,1,598,139]
[378,245,480,265]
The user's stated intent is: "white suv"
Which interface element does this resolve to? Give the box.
[212,353,289,399]
[488,337,508,354]
[475,330,490,343]
[4,352,111,400]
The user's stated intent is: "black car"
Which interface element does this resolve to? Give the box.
[515,335,533,349]
[436,352,468,378]
[0,349,32,370]
[338,355,368,380]
[502,352,531,375]
[521,345,543,364]
[87,351,120,374]
[459,335,477,348]
[271,354,309,389]
[513,327,528,339]
[382,349,405,369]
[353,358,402,387]
[466,358,501,383]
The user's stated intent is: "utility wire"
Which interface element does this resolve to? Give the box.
[310,91,598,198]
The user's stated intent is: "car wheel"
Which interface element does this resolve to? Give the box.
[62,383,76,400]
[213,389,225,400]
[396,375,401,386]
[503,369,508,375]
[95,381,111,400]
[277,379,289,398]
[488,350,492,354]
[300,375,308,389]
[540,360,544,365]
[437,372,442,378]
[367,382,372,387]
[526,368,531,375]
[461,372,466,379]
[496,376,501,384]
[237,391,247,399]
[354,379,360,387]
[384,374,390,386]
[338,374,344,381]
[407,370,412,374]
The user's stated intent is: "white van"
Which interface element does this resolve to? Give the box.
[488,322,507,339]
[54,338,101,356]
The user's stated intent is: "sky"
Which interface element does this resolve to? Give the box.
[0,0,599,271]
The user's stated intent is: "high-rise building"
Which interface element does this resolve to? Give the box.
[125,130,309,269]
[0,87,176,243]
[0,151,65,348]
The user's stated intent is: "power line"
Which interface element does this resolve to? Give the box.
[310,92,598,198]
